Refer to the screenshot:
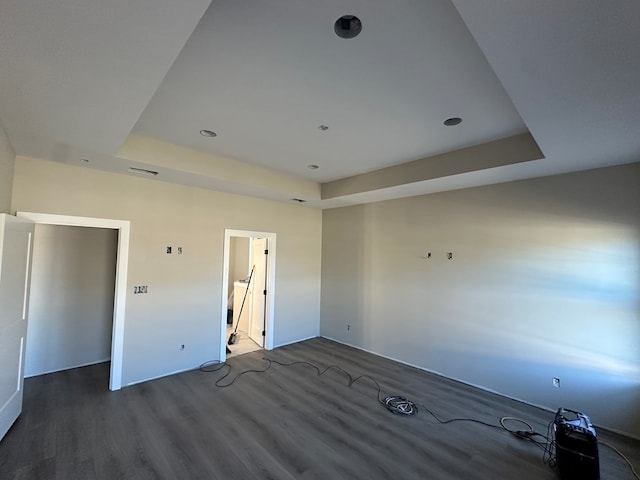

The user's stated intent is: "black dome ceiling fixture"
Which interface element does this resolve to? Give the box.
[334,15,362,39]
[443,117,463,126]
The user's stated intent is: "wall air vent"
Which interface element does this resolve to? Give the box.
[128,167,159,176]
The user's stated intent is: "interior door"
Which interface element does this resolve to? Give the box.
[248,238,267,347]
[0,214,34,442]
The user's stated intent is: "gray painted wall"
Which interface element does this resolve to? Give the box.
[12,155,322,386]
[321,162,640,438]
[0,121,15,213]
[25,224,117,377]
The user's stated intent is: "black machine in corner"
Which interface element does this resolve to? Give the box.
[553,408,600,480]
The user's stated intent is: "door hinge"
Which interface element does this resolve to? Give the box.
[264,249,269,255]
[262,330,265,336]
[263,289,267,295]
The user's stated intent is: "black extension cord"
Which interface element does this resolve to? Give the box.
[383,395,418,416]
[198,356,639,480]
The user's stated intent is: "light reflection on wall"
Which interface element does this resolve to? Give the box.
[321,164,640,436]
[444,218,640,381]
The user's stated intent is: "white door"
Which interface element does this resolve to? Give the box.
[0,214,34,442]
[249,238,268,346]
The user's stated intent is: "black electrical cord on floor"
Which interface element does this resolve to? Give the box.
[265,358,418,416]
[417,402,503,431]
[200,357,541,434]
[600,441,640,480]
[499,416,553,454]
[199,359,272,388]
[200,357,508,426]
[199,356,639,479]
[383,395,418,416]
[199,360,227,372]
[200,357,417,415]
[543,420,557,468]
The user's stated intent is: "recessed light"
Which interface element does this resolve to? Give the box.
[334,15,362,39]
[129,167,159,176]
[307,164,319,170]
[200,129,217,137]
[318,125,329,131]
[291,198,307,203]
[443,117,462,126]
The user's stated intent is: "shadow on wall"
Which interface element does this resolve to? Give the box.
[320,204,374,348]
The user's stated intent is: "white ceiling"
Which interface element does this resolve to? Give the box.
[133,0,527,183]
[1,0,638,208]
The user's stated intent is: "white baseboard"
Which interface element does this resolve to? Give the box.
[124,365,199,387]
[273,334,318,349]
[25,357,111,378]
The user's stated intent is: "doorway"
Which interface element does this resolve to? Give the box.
[25,224,117,378]
[16,212,130,391]
[220,229,276,361]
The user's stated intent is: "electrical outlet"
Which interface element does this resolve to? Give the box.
[180,344,185,350]
[347,324,351,331]
[552,377,560,388]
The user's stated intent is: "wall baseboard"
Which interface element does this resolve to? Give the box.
[274,334,318,349]
[124,365,205,388]
[25,357,111,378]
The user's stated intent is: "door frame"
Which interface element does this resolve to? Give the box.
[248,237,268,347]
[16,212,130,391]
[220,229,276,362]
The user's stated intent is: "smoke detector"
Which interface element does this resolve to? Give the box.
[334,15,362,39]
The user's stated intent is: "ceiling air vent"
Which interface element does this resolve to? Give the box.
[129,167,159,176]
[443,117,462,126]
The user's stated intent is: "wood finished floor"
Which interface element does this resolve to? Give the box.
[1,338,638,480]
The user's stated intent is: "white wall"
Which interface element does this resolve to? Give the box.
[228,236,250,303]
[11,155,322,386]
[25,224,117,377]
[321,162,640,438]
[228,236,250,331]
[0,120,15,213]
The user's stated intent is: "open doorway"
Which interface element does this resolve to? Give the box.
[25,224,118,378]
[220,229,276,361]
[16,212,130,391]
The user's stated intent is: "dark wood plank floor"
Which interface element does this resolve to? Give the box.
[1,338,638,479]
